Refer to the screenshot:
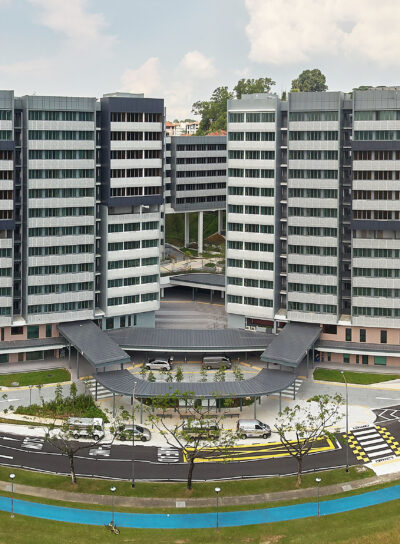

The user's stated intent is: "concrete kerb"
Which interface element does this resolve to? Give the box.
[0,471,399,510]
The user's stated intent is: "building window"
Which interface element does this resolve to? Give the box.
[26,351,44,361]
[343,354,350,364]
[360,329,366,343]
[0,353,8,363]
[323,324,337,335]
[11,326,24,336]
[374,356,387,366]
[345,328,352,342]
[27,326,39,339]
[381,330,387,344]
[327,352,331,362]
[46,324,52,338]
[120,316,125,328]
[105,318,114,330]
[0,329,3,342]
[362,355,368,365]
[356,355,359,364]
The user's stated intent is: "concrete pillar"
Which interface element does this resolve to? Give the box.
[218,209,223,233]
[221,291,225,299]
[76,350,80,379]
[210,289,213,303]
[198,211,203,254]
[253,397,257,418]
[68,343,71,369]
[95,380,98,401]
[120,363,124,370]
[279,392,282,412]
[184,212,190,247]
[160,288,164,298]
[140,399,143,423]
[112,393,116,417]
[306,350,309,378]
[240,398,243,412]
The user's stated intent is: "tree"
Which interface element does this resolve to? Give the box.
[175,367,184,382]
[275,394,344,487]
[147,370,156,382]
[214,366,226,382]
[233,77,275,99]
[200,367,208,382]
[233,365,244,382]
[281,90,287,101]
[291,69,328,93]
[147,392,237,489]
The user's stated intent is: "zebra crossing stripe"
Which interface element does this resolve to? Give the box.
[345,425,400,462]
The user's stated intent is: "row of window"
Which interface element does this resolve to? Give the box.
[0,248,11,258]
[28,300,93,314]
[353,267,400,277]
[0,111,11,120]
[288,301,337,314]
[353,287,400,298]
[0,171,13,180]
[28,131,94,140]
[176,169,226,178]
[0,268,11,276]
[289,169,338,179]
[288,264,337,275]
[108,292,158,305]
[289,207,337,218]
[110,186,161,197]
[289,188,337,199]
[28,207,93,218]
[0,287,11,296]
[289,131,338,141]
[176,144,226,151]
[353,170,400,180]
[108,274,158,288]
[28,111,93,121]
[29,225,93,237]
[110,112,161,123]
[353,191,400,201]
[0,151,12,160]
[227,295,273,307]
[288,226,337,237]
[228,168,274,178]
[175,195,226,204]
[341,327,386,344]
[0,211,12,219]
[28,244,93,256]
[289,150,338,160]
[228,150,275,160]
[229,112,275,123]
[28,282,93,295]
[176,182,226,191]
[288,283,337,294]
[111,149,161,160]
[28,263,93,275]
[227,277,273,289]
[29,188,94,199]
[108,221,158,233]
[227,259,273,270]
[108,239,158,251]
[353,151,400,161]
[353,248,400,258]
[228,187,274,197]
[228,241,274,252]
[0,307,10,315]
[289,111,339,122]
[0,131,11,141]
[110,168,161,178]
[354,110,400,121]
[29,150,94,160]
[228,205,274,215]
[108,257,158,270]
[176,157,226,165]
[353,210,400,220]
[29,169,94,179]
[289,245,337,256]
[228,223,274,233]
[228,132,275,141]
[352,307,400,317]
[110,131,161,141]
[354,131,400,141]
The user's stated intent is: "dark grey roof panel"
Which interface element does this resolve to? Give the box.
[317,339,400,355]
[170,273,225,288]
[107,328,271,352]
[58,321,131,368]
[261,322,321,367]
[0,337,67,351]
[94,368,296,399]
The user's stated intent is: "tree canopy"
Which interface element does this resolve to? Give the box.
[192,77,275,135]
[291,69,328,93]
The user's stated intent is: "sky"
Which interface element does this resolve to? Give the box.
[1,0,400,120]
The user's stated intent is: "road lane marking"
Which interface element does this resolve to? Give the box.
[0,454,13,459]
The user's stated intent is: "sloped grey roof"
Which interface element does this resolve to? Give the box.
[58,321,130,368]
[94,368,296,399]
[170,273,225,288]
[317,339,400,355]
[0,337,67,352]
[107,328,271,353]
[261,322,321,368]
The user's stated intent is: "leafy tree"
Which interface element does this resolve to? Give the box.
[147,392,237,489]
[69,382,77,401]
[275,394,344,486]
[139,366,148,379]
[36,383,44,406]
[214,365,226,382]
[281,90,287,101]
[233,365,244,381]
[147,371,156,382]
[165,370,173,383]
[291,69,328,93]
[352,85,373,91]
[200,367,208,382]
[233,77,275,99]
[175,367,184,382]
[54,383,63,405]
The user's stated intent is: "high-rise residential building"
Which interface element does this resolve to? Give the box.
[226,89,400,367]
[0,90,164,363]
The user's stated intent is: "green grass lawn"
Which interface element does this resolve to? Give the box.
[0,368,71,387]
[1,495,400,543]
[313,368,400,385]
[0,465,373,500]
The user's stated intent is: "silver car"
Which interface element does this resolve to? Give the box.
[144,358,172,371]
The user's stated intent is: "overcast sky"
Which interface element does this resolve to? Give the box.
[1,0,399,119]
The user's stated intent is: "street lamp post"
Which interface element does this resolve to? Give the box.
[315,477,321,517]
[131,381,137,488]
[341,371,349,472]
[110,486,116,527]
[215,487,221,530]
[29,385,33,406]
[9,473,15,518]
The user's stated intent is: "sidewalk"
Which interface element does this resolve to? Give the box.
[1,470,399,509]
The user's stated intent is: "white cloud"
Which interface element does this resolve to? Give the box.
[0,58,51,75]
[121,57,162,96]
[29,0,115,50]
[179,50,217,79]
[245,0,400,67]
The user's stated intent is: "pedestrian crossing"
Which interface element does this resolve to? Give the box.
[279,379,303,399]
[85,378,113,400]
[344,425,400,462]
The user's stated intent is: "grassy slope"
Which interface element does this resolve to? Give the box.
[0,369,70,387]
[165,212,222,247]
[314,368,400,385]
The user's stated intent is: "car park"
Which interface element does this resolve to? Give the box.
[237,419,271,439]
[201,356,232,370]
[117,424,151,442]
[144,357,173,371]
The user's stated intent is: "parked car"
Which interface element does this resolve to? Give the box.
[117,424,151,442]
[144,357,173,371]
[202,356,232,370]
[237,419,271,439]
[182,418,220,440]
[68,417,105,440]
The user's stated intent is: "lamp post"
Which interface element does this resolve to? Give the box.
[315,477,321,517]
[341,370,349,472]
[9,473,15,518]
[110,486,116,527]
[131,381,137,488]
[215,487,221,530]
[28,385,33,406]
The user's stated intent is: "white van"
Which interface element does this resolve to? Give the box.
[202,356,232,370]
[237,419,271,439]
[68,417,105,440]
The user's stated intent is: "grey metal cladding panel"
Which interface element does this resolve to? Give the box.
[289,91,342,111]
[261,322,321,366]
[107,328,271,351]
[58,320,130,367]
[107,195,163,207]
[0,337,67,351]
[354,90,400,110]
[24,95,96,111]
[0,142,14,151]
[101,96,164,113]
[94,368,296,398]
[227,94,278,111]
[317,339,400,354]
[0,91,14,108]
[173,135,226,145]
[170,273,225,287]
[352,141,400,151]
[351,219,400,231]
